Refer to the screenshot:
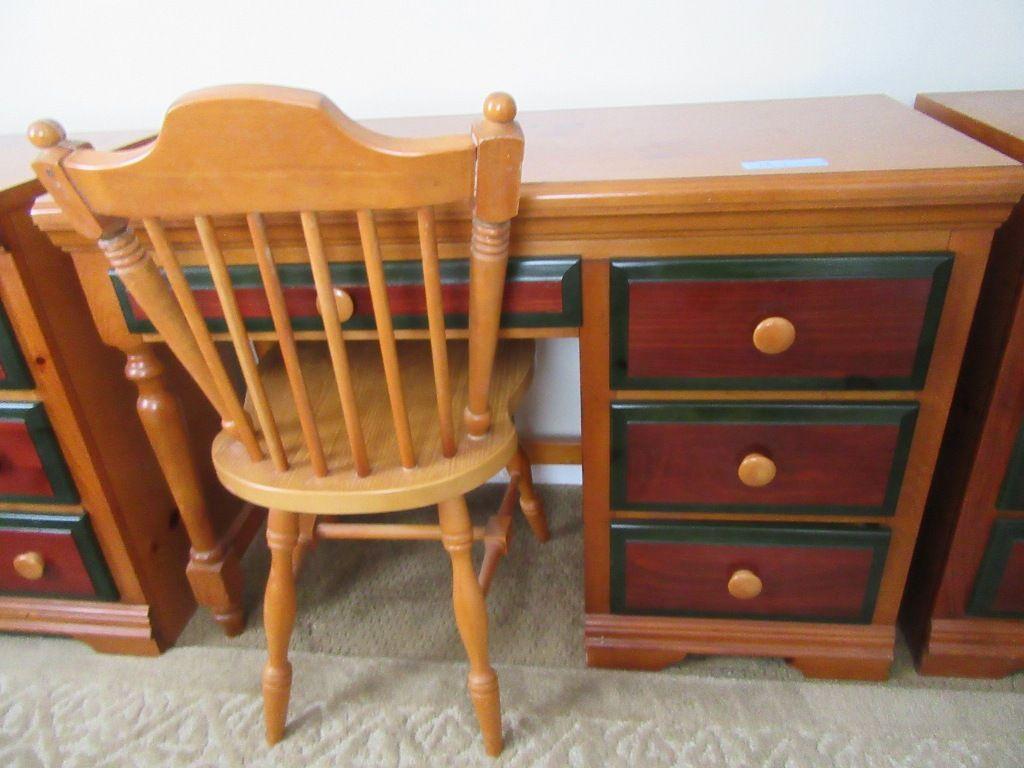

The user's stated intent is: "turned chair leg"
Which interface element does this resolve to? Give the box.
[263,509,298,745]
[508,445,550,542]
[292,514,318,577]
[439,496,503,757]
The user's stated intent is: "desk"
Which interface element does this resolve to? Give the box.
[28,95,1024,676]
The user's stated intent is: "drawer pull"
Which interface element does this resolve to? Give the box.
[752,316,795,355]
[737,453,776,487]
[727,569,763,600]
[13,551,45,580]
[315,287,356,322]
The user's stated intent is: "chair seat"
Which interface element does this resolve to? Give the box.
[212,338,535,515]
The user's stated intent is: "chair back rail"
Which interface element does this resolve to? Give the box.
[29,85,524,478]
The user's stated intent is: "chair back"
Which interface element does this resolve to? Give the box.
[30,85,524,477]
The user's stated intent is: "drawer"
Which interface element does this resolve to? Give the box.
[610,520,889,622]
[610,253,952,390]
[0,401,78,504]
[0,511,117,600]
[0,299,32,389]
[968,519,1024,617]
[997,420,1024,511]
[611,402,918,515]
[113,256,582,332]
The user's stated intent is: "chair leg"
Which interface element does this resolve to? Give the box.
[438,496,503,757]
[263,509,298,745]
[508,445,550,542]
[292,514,317,577]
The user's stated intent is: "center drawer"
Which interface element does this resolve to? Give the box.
[610,253,951,390]
[610,520,890,622]
[611,401,918,515]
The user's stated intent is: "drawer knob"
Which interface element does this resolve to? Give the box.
[315,287,355,322]
[752,316,796,354]
[13,551,46,580]
[738,453,776,487]
[728,569,763,600]
[332,286,355,322]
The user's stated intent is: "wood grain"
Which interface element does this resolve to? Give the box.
[624,274,937,385]
[622,540,877,620]
[212,340,533,515]
[622,421,904,511]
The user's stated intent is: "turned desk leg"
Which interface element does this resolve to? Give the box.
[125,344,245,636]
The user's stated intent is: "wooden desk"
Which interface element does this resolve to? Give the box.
[903,90,1024,677]
[27,95,1024,676]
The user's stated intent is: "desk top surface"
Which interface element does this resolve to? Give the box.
[4,94,1021,210]
[916,90,1024,163]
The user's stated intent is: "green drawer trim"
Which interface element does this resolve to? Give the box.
[0,302,33,389]
[610,520,890,623]
[967,518,1024,618]
[0,401,78,504]
[996,421,1024,510]
[609,252,952,390]
[0,511,118,601]
[610,401,919,515]
[111,256,582,333]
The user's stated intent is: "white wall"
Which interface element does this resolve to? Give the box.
[3,1,1022,482]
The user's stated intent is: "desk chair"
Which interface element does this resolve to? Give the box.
[29,85,549,757]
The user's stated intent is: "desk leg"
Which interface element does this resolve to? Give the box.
[125,343,246,636]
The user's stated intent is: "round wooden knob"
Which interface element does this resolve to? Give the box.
[315,287,355,322]
[728,569,763,600]
[752,316,795,355]
[483,92,517,123]
[27,119,66,149]
[738,453,776,487]
[332,287,354,322]
[13,551,45,580]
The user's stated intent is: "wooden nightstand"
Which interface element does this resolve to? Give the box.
[904,90,1024,678]
[0,135,198,653]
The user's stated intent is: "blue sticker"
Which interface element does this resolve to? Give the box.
[741,157,829,171]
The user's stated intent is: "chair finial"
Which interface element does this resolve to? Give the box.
[27,119,66,148]
[482,93,516,124]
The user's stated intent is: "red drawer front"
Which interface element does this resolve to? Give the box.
[0,420,54,497]
[626,422,898,508]
[993,541,1024,613]
[1,528,93,597]
[610,254,951,390]
[968,519,1024,617]
[611,402,918,515]
[627,277,932,380]
[128,277,564,324]
[0,298,32,389]
[115,258,582,333]
[0,513,117,600]
[610,522,889,622]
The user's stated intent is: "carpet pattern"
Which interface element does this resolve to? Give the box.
[3,640,1023,767]
[2,485,1023,766]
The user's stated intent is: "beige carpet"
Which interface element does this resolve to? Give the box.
[2,485,1023,766]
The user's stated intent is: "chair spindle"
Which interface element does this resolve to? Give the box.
[247,213,328,477]
[196,215,288,471]
[143,218,264,461]
[300,210,371,477]
[357,209,417,469]
[417,206,456,458]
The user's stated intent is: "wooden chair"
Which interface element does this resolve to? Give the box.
[29,85,549,757]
